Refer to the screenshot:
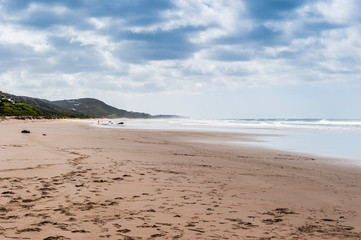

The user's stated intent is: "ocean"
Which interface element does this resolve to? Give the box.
[95,118,361,163]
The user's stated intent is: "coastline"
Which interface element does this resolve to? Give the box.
[1,119,361,239]
[93,118,361,164]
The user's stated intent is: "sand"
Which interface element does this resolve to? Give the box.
[1,119,361,240]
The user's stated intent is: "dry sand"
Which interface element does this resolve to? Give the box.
[1,119,361,239]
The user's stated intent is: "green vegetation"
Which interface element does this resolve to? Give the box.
[1,91,181,119]
[0,98,44,116]
[1,91,88,118]
[52,98,152,118]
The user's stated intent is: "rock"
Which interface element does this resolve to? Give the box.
[43,236,71,240]
[21,130,31,133]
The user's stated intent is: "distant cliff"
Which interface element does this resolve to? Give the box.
[52,98,152,118]
[1,90,182,118]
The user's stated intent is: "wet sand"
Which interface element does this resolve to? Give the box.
[1,119,361,239]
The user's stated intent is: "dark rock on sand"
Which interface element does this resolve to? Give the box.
[43,236,71,240]
[21,130,31,133]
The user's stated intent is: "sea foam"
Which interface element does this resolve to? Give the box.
[93,118,361,163]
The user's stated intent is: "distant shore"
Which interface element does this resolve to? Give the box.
[1,119,361,239]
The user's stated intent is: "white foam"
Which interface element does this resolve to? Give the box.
[91,118,361,162]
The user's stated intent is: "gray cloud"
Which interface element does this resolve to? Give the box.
[0,0,360,101]
[244,0,307,20]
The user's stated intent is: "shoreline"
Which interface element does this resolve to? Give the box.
[1,119,361,239]
[91,118,361,167]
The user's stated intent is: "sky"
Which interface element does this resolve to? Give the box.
[1,0,361,119]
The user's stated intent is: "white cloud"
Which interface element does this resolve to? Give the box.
[127,0,248,45]
[88,17,113,30]
[1,2,69,23]
[1,0,361,108]
[0,23,51,52]
[59,26,113,49]
[27,2,69,15]
[313,0,360,24]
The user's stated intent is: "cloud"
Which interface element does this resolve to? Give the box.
[0,23,51,51]
[312,0,361,24]
[0,0,361,102]
[245,0,307,20]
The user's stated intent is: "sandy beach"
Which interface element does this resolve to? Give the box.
[1,119,361,239]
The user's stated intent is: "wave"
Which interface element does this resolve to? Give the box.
[93,118,361,132]
[172,118,361,132]
[93,118,361,161]
[224,119,361,131]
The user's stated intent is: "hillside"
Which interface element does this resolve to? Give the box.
[0,98,44,116]
[52,98,152,118]
[1,91,181,119]
[0,91,86,118]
